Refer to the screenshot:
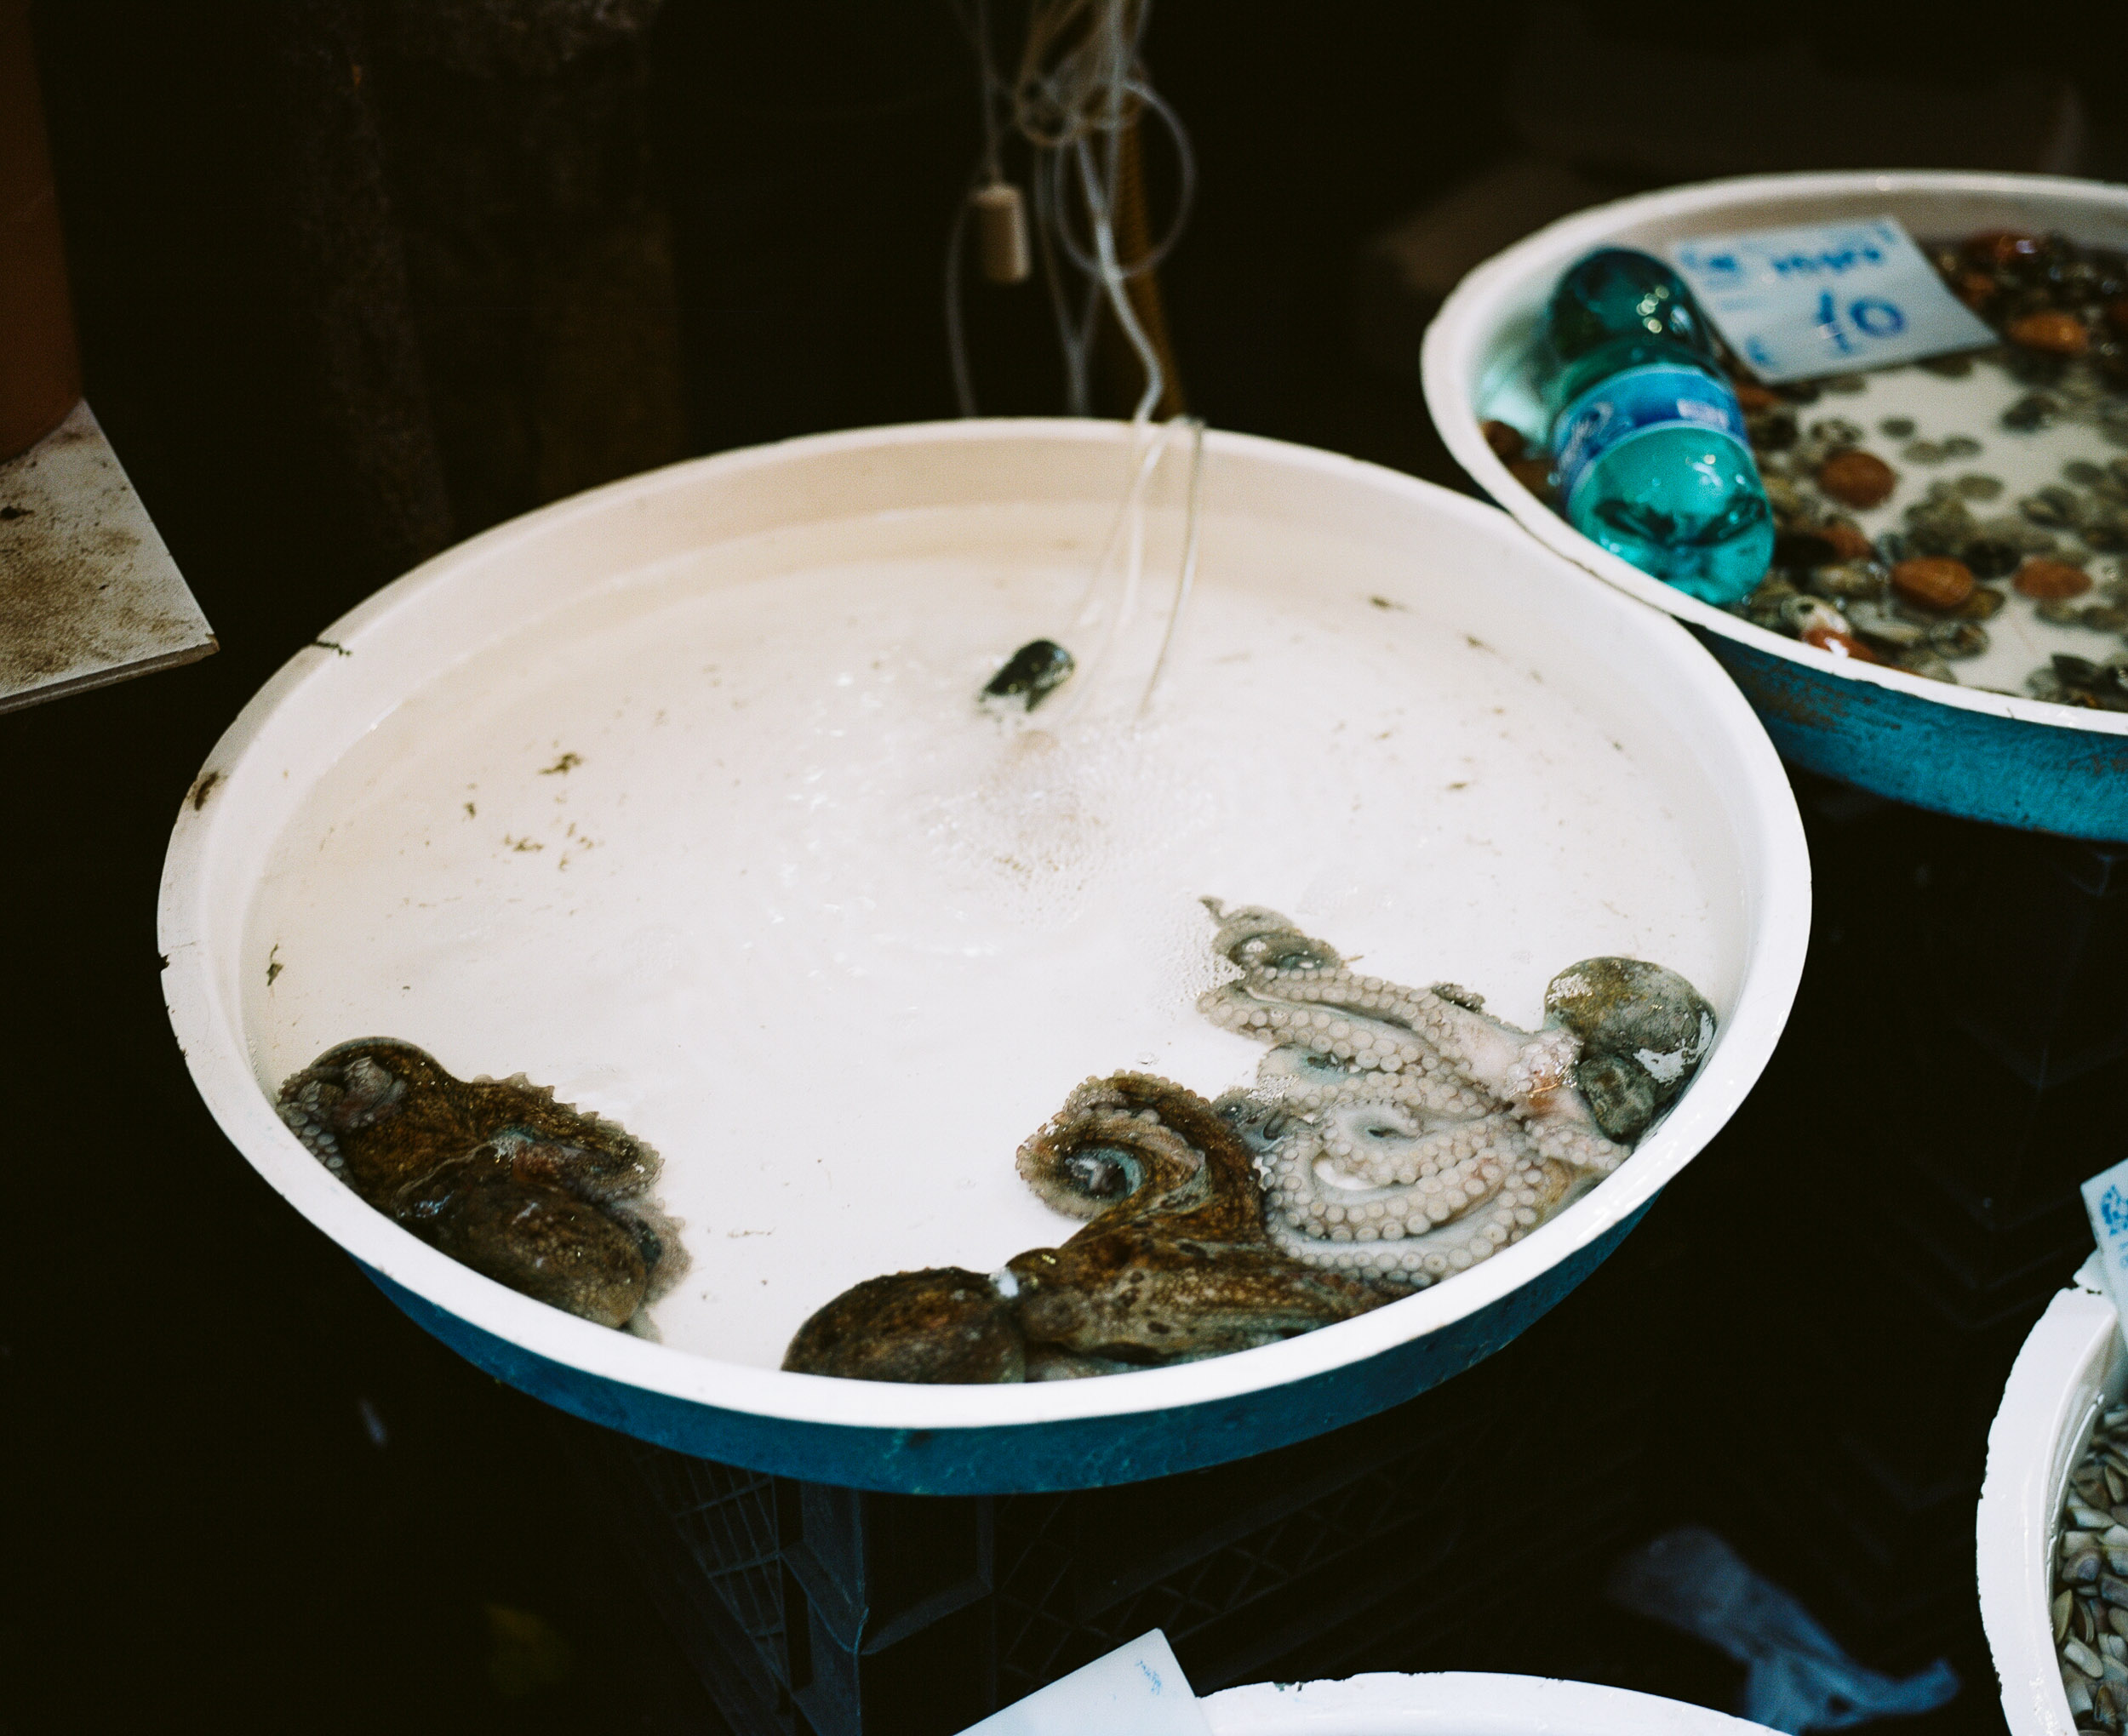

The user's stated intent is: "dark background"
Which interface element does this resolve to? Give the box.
[9,3,2128,1730]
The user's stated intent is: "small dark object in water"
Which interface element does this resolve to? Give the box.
[1748,409,1799,452]
[1806,563,1882,602]
[2002,392,2058,432]
[278,1039,685,1328]
[982,638,1075,711]
[1507,457,1558,500]
[1928,620,1989,660]
[1480,419,1526,461]
[1771,528,1838,571]
[1890,557,1976,613]
[1960,538,2021,580]
[2016,557,2093,601]
[1816,448,1897,510]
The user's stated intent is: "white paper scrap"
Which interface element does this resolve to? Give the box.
[2082,1158,2128,1328]
[1667,215,1997,384]
[953,1630,1212,1736]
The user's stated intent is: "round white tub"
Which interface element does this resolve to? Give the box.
[1423,171,2128,840]
[158,420,1808,1491]
[1981,1254,2122,1733]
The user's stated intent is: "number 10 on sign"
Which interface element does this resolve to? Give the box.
[1816,291,1908,353]
[1668,215,1994,383]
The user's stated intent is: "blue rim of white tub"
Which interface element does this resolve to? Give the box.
[157,420,1809,1492]
[1421,173,2128,796]
[1979,1253,2119,1735]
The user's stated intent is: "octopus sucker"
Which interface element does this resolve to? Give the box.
[276,1038,686,1330]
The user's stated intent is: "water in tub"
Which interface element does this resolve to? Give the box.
[243,500,1737,1366]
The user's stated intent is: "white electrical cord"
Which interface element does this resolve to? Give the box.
[945,0,1204,717]
[943,0,1194,423]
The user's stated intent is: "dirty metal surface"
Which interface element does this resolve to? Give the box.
[0,400,215,713]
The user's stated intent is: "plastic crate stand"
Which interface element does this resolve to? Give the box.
[558,1437,800,1735]
[557,1193,1690,1735]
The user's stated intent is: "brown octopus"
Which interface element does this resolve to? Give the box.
[781,1071,1401,1383]
[277,1039,684,1329]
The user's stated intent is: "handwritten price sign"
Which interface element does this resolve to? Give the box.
[2084,1156,2128,1336]
[1668,216,1995,384]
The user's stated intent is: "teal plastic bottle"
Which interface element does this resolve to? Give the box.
[1547,248,1772,603]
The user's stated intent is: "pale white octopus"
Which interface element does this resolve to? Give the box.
[1198,902,1715,1289]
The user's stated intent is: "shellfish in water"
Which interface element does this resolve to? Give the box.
[783,902,1714,1381]
[277,1039,685,1329]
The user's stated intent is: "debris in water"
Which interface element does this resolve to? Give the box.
[981,638,1075,711]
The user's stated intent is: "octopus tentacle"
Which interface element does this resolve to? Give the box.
[1313,1101,1526,1191]
[1522,1117,1629,1178]
[1260,1147,1587,1287]
[1198,975,1445,1076]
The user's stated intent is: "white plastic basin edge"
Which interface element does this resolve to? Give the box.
[1980,1253,2122,1735]
[157,418,1811,1439]
[1421,168,2128,740]
[1200,1670,1776,1733]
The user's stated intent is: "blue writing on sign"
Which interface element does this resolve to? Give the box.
[1765,241,1887,277]
[1668,215,1994,384]
[1810,290,1912,355]
[2103,1183,2128,1238]
[2081,1159,2128,1338]
[1851,298,1906,337]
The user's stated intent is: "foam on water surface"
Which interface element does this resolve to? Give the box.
[243,501,1733,1366]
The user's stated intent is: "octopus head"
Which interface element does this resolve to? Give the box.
[782,1268,1027,1383]
[1544,958,1717,1143]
